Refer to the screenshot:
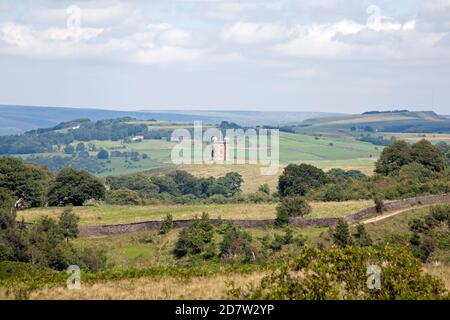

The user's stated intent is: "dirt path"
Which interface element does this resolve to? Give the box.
[359,205,430,225]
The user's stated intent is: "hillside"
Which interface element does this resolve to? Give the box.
[297,110,450,133]
[0,105,340,136]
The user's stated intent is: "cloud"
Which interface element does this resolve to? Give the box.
[222,22,291,44]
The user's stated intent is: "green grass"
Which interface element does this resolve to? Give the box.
[279,132,380,163]
[18,200,372,226]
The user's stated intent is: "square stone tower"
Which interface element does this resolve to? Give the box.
[211,136,230,162]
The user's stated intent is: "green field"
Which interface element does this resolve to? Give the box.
[18,200,373,226]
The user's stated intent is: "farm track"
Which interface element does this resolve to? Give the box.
[359,205,431,225]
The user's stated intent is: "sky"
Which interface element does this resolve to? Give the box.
[0,0,450,114]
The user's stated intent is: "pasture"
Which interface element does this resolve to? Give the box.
[18,200,373,226]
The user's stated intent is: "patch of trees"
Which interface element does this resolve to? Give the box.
[173,214,258,263]
[357,135,396,146]
[362,110,409,115]
[25,155,106,175]
[408,205,450,262]
[0,157,52,208]
[0,203,106,272]
[375,139,446,175]
[105,170,243,204]
[47,168,106,206]
[0,118,150,155]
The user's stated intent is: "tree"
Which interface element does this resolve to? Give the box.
[173,213,215,258]
[160,213,173,235]
[332,219,352,248]
[220,222,255,263]
[64,145,75,154]
[214,172,243,197]
[168,170,200,195]
[275,196,311,226]
[353,224,372,247]
[278,164,328,197]
[75,143,85,153]
[47,168,106,206]
[373,194,385,213]
[0,157,46,208]
[105,188,142,205]
[0,188,15,230]
[411,139,446,172]
[375,140,412,175]
[58,208,80,239]
[258,184,270,195]
[97,149,109,160]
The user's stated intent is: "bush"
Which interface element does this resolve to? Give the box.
[258,184,270,195]
[0,243,12,262]
[228,245,447,300]
[332,219,352,248]
[173,213,215,258]
[373,194,385,213]
[220,222,255,263]
[105,188,142,205]
[58,208,79,239]
[97,149,109,160]
[353,224,372,247]
[159,214,173,235]
[78,248,107,273]
[275,196,311,226]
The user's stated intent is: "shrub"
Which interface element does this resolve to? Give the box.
[228,245,447,300]
[97,149,109,160]
[258,184,270,195]
[159,213,173,235]
[220,222,255,263]
[78,248,107,273]
[373,194,385,213]
[105,188,142,205]
[275,196,311,226]
[173,213,215,258]
[58,208,79,239]
[353,224,372,247]
[0,243,12,262]
[332,219,352,248]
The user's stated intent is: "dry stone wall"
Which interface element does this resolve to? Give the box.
[74,193,450,236]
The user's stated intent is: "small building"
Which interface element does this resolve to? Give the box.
[211,136,229,162]
[131,135,144,142]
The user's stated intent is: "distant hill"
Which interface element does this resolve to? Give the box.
[0,105,342,136]
[297,110,450,133]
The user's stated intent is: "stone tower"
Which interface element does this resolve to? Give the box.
[211,136,229,162]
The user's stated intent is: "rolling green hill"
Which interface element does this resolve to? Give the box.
[293,110,450,133]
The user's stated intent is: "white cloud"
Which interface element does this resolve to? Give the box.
[222,22,291,44]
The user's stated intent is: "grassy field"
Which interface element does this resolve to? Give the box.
[15,130,379,180]
[24,271,266,300]
[380,132,450,143]
[6,203,450,300]
[279,132,380,162]
[18,200,373,226]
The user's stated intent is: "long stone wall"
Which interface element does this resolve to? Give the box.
[77,193,450,236]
